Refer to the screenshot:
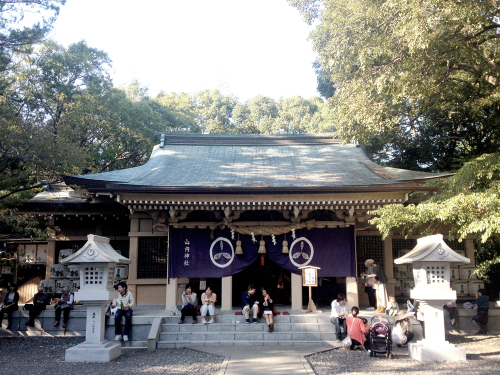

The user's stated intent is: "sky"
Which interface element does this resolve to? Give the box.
[49,0,319,102]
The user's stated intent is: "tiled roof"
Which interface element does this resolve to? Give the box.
[64,134,450,192]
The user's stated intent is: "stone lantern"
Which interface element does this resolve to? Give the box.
[61,234,131,362]
[394,234,470,362]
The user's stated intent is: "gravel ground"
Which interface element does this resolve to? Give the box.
[307,334,500,374]
[0,337,223,375]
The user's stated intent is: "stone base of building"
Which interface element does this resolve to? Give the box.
[65,340,122,362]
[408,340,466,362]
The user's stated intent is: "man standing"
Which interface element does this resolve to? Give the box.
[241,284,259,324]
[330,293,349,341]
[25,286,50,327]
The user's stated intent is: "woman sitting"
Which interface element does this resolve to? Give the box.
[54,286,74,328]
[260,287,275,332]
[391,310,415,347]
[178,284,198,324]
[200,286,217,324]
[345,306,370,350]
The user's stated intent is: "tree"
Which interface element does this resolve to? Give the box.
[0,0,66,69]
[194,89,238,134]
[290,0,500,171]
[370,153,500,278]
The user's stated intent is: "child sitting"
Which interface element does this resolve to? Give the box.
[387,296,399,316]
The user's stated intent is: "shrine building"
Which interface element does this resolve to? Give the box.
[13,134,476,308]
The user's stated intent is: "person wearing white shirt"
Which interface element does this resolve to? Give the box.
[330,293,349,340]
[111,281,136,342]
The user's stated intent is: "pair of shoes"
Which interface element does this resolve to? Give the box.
[114,335,122,341]
[245,319,250,324]
[54,322,60,327]
[208,319,215,324]
[62,323,66,328]
[270,323,274,332]
[268,327,272,332]
[178,320,184,324]
[202,318,207,325]
[366,307,375,311]
[450,319,456,327]
[192,320,197,324]
[123,335,129,342]
[252,319,258,324]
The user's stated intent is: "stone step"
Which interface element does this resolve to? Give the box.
[121,340,148,349]
[162,322,334,333]
[156,339,339,349]
[162,314,332,325]
[159,331,336,341]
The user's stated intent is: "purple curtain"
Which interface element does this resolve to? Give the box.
[168,226,355,278]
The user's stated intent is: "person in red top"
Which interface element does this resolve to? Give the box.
[345,306,370,350]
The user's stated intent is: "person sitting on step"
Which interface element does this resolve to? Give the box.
[260,287,275,332]
[0,284,19,330]
[111,281,135,342]
[25,286,50,327]
[330,293,349,341]
[241,284,259,324]
[54,286,74,328]
[179,284,198,324]
[200,285,217,324]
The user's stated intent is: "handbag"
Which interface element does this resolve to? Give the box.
[342,318,356,349]
[406,300,415,312]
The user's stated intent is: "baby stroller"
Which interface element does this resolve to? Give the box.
[369,316,393,358]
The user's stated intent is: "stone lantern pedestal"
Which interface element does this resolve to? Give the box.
[395,234,470,362]
[61,234,131,362]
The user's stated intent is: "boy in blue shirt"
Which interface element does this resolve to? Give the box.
[241,284,259,324]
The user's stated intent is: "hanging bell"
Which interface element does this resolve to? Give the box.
[235,240,243,255]
[282,240,289,254]
[258,240,266,254]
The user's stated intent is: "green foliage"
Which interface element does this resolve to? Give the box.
[155,91,335,134]
[371,154,500,276]
[291,0,500,171]
[372,154,500,241]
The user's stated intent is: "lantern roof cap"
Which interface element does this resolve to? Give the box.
[394,234,470,265]
[61,234,131,264]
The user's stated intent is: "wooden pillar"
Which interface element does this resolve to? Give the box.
[346,277,359,308]
[465,236,475,266]
[384,235,396,298]
[166,277,178,309]
[128,218,139,298]
[221,276,232,310]
[45,240,56,279]
[291,273,303,310]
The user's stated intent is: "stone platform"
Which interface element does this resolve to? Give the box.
[1,304,498,349]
